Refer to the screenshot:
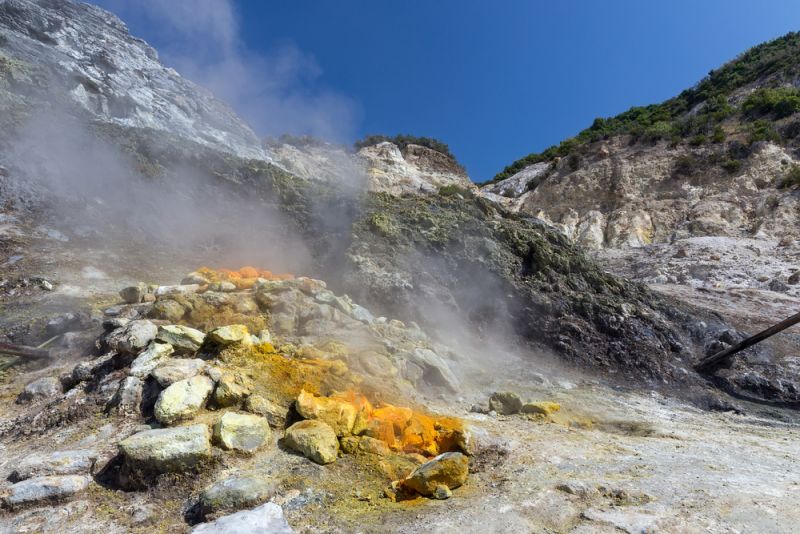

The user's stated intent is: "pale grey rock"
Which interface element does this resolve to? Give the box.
[106,320,157,354]
[154,284,200,297]
[191,502,294,533]
[151,358,206,387]
[213,412,270,452]
[119,283,147,304]
[108,375,143,415]
[409,348,460,391]
[2,475,91,509]
[266,139,474,196]
[10,450,97,482]
[17,376,61,403]
[118,424,211,473]
[207,325,252,347]
[129,341,174,377]
[156,324,205,353]
[199,475,279,516]
[154,375,214,424]
[0,0,267,160]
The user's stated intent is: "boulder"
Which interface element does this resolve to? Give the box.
[16,376,61,403]
[191,503,294,533]
[10,450,98,482]
[358,436,391,456]
[182,272,210,285]
[295,390,357,436]
[154,284,200,297]
[108,376,143,415]
[150,299,187,322]
[119,283,147,304]
[244,394,286,426]
[2,475,91,509]
[400,452,469,497]
[129,342,174,378]
[489,391,523,415]
[283,420,339,464]
[213,412,271,452]
[199,476,278,516]
[521,401,561,416]
[151,358,206,387]
[207,325,253,347]
[214,372,253,407]
[156,324,206,354]
[118,424,211,473]
[154,375,214,425]
[107,320,158,355]
[409,348,459,391]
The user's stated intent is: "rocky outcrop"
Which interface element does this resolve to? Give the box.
[0,0,266,160]
[266,139,475,195]
[482,140,799,250]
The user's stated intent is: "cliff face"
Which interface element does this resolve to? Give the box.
[266,140,475,195]
[0,0,266,159]
[484,139,799,250]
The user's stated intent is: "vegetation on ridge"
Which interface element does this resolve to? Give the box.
[488,31,800,184]
[354,134,457,161]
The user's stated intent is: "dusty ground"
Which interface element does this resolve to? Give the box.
[2,358,799,533]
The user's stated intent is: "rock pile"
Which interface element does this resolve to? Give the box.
[3,267,473,525]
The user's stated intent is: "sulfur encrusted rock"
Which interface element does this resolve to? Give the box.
[213,412,271,452]
[400,452,469,497]
[207,325,253,347]
[118,424,211,474]
[489,391,523,415]
[295,389,357,436]
[154,375,214,424]
[214,372,253,408]
[521,401,561,416]
[244,394,286,427]
[156,324,206,353]
[283,420,339,465]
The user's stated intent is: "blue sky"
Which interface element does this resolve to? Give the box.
[96,0,800,181]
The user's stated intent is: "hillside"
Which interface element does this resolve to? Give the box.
[0,3,799,533]
[488,31,800,183]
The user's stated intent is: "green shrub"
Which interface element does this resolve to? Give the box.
[721,159,742,174]
[438,184,474,198]
[742,87,800,118]
[748,119,782,144]
[711,126,726,143]
[689,134,707,146]
[355,134,455,160]
[673,155,703,177]
[778,165,800,188]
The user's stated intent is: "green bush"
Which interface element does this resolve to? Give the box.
[720,159,742,174]
[355,134,455,160]
[742,87,800,118]
[689,134,707,146]
[748,119,782,144]
[711,125,726,143]
[438,184,474,198]
[778,165,800,188]
[673,155,703,177]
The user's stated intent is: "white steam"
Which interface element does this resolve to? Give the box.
[97,0,359,142]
